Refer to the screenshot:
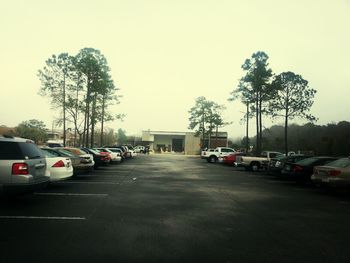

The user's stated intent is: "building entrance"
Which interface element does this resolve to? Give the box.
[172,139,183,152]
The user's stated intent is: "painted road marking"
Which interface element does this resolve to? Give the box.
[54,181,120,185]
[34,193,108,197]
[0,216,86,220]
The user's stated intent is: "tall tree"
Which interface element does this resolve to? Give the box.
[188,97,228,148]
[38,53,74,146]
[75,48,115,147]
[117,128,127,144]
[239,51,273,154]
[268,71,317,154]
[229,80,253,153]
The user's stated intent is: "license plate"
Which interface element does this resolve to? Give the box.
[275,161,280,167]
[322,177,330,183]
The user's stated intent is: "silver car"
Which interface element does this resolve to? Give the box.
[0,135,49,195]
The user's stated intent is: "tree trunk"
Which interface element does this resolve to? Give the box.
[74,78,79,147]
[259,94,263,154]
[255,92,259,155]
[85,79,91,147]
[202,107,205,147]
[90,94,97,148]
[63,74,66,147]
[100,95,105,147]
[284,112,288,156]
[246,102,249,153]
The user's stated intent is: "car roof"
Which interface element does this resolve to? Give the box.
[0,135,34,143]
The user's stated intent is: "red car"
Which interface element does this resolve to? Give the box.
[223,152,246,165]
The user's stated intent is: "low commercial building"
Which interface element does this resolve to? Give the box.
[142,130,201,155]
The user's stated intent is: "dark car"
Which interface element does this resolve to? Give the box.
[285,156,339,183]
[269,154,312,175]
[81,148,111,168]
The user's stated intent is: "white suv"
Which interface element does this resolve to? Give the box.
[0,135,49,195]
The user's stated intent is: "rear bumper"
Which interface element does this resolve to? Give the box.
[1,179,50,195]
[73,164,94,174]
[311,175,350,188]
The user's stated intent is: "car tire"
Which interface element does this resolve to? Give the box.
[209,156,217,163]
[251,162,260,172]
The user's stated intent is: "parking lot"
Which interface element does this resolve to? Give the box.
[1,154,350,262]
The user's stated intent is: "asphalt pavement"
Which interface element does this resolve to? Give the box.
[1,154,350,263]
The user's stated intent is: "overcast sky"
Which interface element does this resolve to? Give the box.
[1,0,349,138]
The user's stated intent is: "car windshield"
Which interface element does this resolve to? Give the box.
[324,158,350,168]
[56,149,76,157]
[40,148,58,158]
[88,149,100,154]
[295,157,319,166]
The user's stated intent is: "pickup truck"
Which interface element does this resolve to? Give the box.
[234,151,284,171]
[202,147,236,163]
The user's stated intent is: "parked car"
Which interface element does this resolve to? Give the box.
[223,152,246,165]
[0,135,49,195]
[200,148,215,159]
[235,151,283,171]
[105,148,125,162]
[285,156,339,182]
[134,145,145,153]
[55,147,94,174]
[311,158,350,189]
[95,148,122,163]
[81,148,111,168]
[268,154,312,175]
[203,147,236,163]
[41,147,81,174]
[40,148,73,181]
[122,145,137,157]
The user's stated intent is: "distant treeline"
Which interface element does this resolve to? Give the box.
[235,121,350,156]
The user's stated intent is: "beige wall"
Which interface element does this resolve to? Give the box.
[184,133,201,155]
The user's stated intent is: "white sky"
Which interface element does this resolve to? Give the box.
[1,0,349,138]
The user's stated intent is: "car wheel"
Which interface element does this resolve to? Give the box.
[209,156,217,163]
[251,162,260,171]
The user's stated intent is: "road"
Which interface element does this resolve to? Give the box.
[1,154,350,263]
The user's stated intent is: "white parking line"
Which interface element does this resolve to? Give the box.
[55,181,120,185]
[0,216,86,220]
[34,193,108,197]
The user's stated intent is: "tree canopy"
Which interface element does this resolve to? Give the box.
[16,119,48,143]
[38,48,122,147]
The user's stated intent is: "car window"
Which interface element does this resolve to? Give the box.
[41,148,60,157]
[324,158,350,168]
[88,149,99,154]
[0,141,23,159]
[66,148,85,155]
[18,142,44,159]
[296,157,319,166]
[57,149,76,157]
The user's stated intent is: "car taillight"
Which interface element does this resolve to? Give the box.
[52,160,65,167]
[328,170,341,176]
[293,165,303,172]
[12,163,29,175]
